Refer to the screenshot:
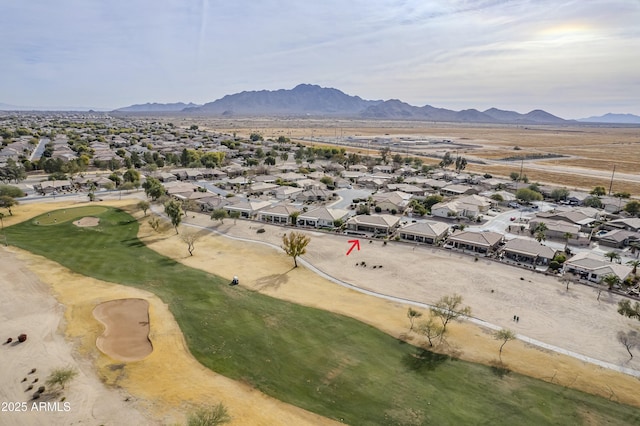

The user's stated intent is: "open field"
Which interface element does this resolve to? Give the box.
[198,118,640,195]
[2,201,640,425]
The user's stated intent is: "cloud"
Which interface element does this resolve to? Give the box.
[0,0,638,116]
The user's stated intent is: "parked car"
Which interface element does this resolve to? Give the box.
[508,202,521,208]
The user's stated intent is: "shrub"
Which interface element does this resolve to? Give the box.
[256,228,265,234]
[18,334,27,342]
[374,206,382,213]
[548,261,561,272]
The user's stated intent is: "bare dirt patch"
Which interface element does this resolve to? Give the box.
[93,298,153,362]
[73,216,100,227]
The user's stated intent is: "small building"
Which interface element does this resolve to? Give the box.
[224,199,273,218]
[445,231,503,254]
[297,207,350,229]
[398,221,449,245]
[345,214,401,236]
[258,204,301,225]
[563,252,632,283]
[501,238,557,267]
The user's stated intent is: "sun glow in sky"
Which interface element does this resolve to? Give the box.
[1,0,639,118]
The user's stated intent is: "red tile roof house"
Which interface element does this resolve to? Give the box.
[445,230,504,255]
[398,221,450,245]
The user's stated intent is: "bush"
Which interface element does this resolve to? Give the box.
[549,261,561,272]
[256,228,265,234]
[374,206,382,213]
[18,334,27,342]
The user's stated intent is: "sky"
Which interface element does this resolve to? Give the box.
[1,0,639,119]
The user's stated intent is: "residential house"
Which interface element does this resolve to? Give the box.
[563,252,632,283]
[500,238,557,267]
[258,204,301,225]
[297,207,350,228]
[596,229,640,248]
[372,191,413,213]
[440,184,478,197]
[345,214,401,236]
[398,221,449,245]
[273,186,305,200]
[445,231,503,254]
[224,199,273,218]
[431,195,491,220]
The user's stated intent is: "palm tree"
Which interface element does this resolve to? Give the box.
[604,251,621,263]
[601,274,621,290]
[563,232,573,252]
[627,259,640,275]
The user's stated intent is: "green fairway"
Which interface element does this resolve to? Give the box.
[4,206,639,425]
[31,205,108,225]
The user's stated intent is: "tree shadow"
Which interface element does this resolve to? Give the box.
[402,348,449,373]
[254,267,295,290]
[489,359,511,378]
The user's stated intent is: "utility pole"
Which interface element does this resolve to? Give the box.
[608,164,616,196]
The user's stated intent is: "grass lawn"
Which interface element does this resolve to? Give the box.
[4,206,640,425]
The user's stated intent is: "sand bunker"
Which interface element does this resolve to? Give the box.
[74,216,100,227]
[93,298,153,362]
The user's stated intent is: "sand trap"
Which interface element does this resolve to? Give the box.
[74,216,100,227]
[93,298,153,362]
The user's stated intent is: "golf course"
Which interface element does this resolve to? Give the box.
[4,205,640,425]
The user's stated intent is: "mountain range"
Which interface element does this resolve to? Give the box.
[3,85,639,124]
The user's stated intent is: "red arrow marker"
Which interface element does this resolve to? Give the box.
[346,239,361,256]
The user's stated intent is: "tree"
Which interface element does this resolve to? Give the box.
[407,308,422,331]
[604,251,621,263]
[164,200,183,234]
[601,274,621,290]
[617,330,639,359]
[439,152,453,169]
[563,232,573,252]
[550,188,570,201]
[229,210,241,225]
[583,196,603,209]
[123,168,141,184]
[618,299,640,320]
[430,293,471,333]
[46,367,78,390]
[454,156,467,172]
[137,200,150,216]
[532,222,548,243]
[0,184,25,198]
[591,186,607,196]
[379,146,391,164]
[509,172,520,182]
[515,188,543,203]
[624,200,640,216]
[416,316,445,347]
[187,403,231,426]
[493,329,516,361]
[627,259,640,275]
[143,177,165,201]
[211,209,228,223]
[181,229,202,256]
[282,231,311,268]
[0,195,17,216]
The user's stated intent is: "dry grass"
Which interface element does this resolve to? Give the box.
[205,119,640,194]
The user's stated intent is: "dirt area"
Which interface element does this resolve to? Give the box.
[210,120,640,194]
[2,198,640,425]
[73,216,100,227]
[93,298,153,362]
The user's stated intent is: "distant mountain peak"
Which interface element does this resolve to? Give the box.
[114,102,201,112]
[577,113,640,124]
